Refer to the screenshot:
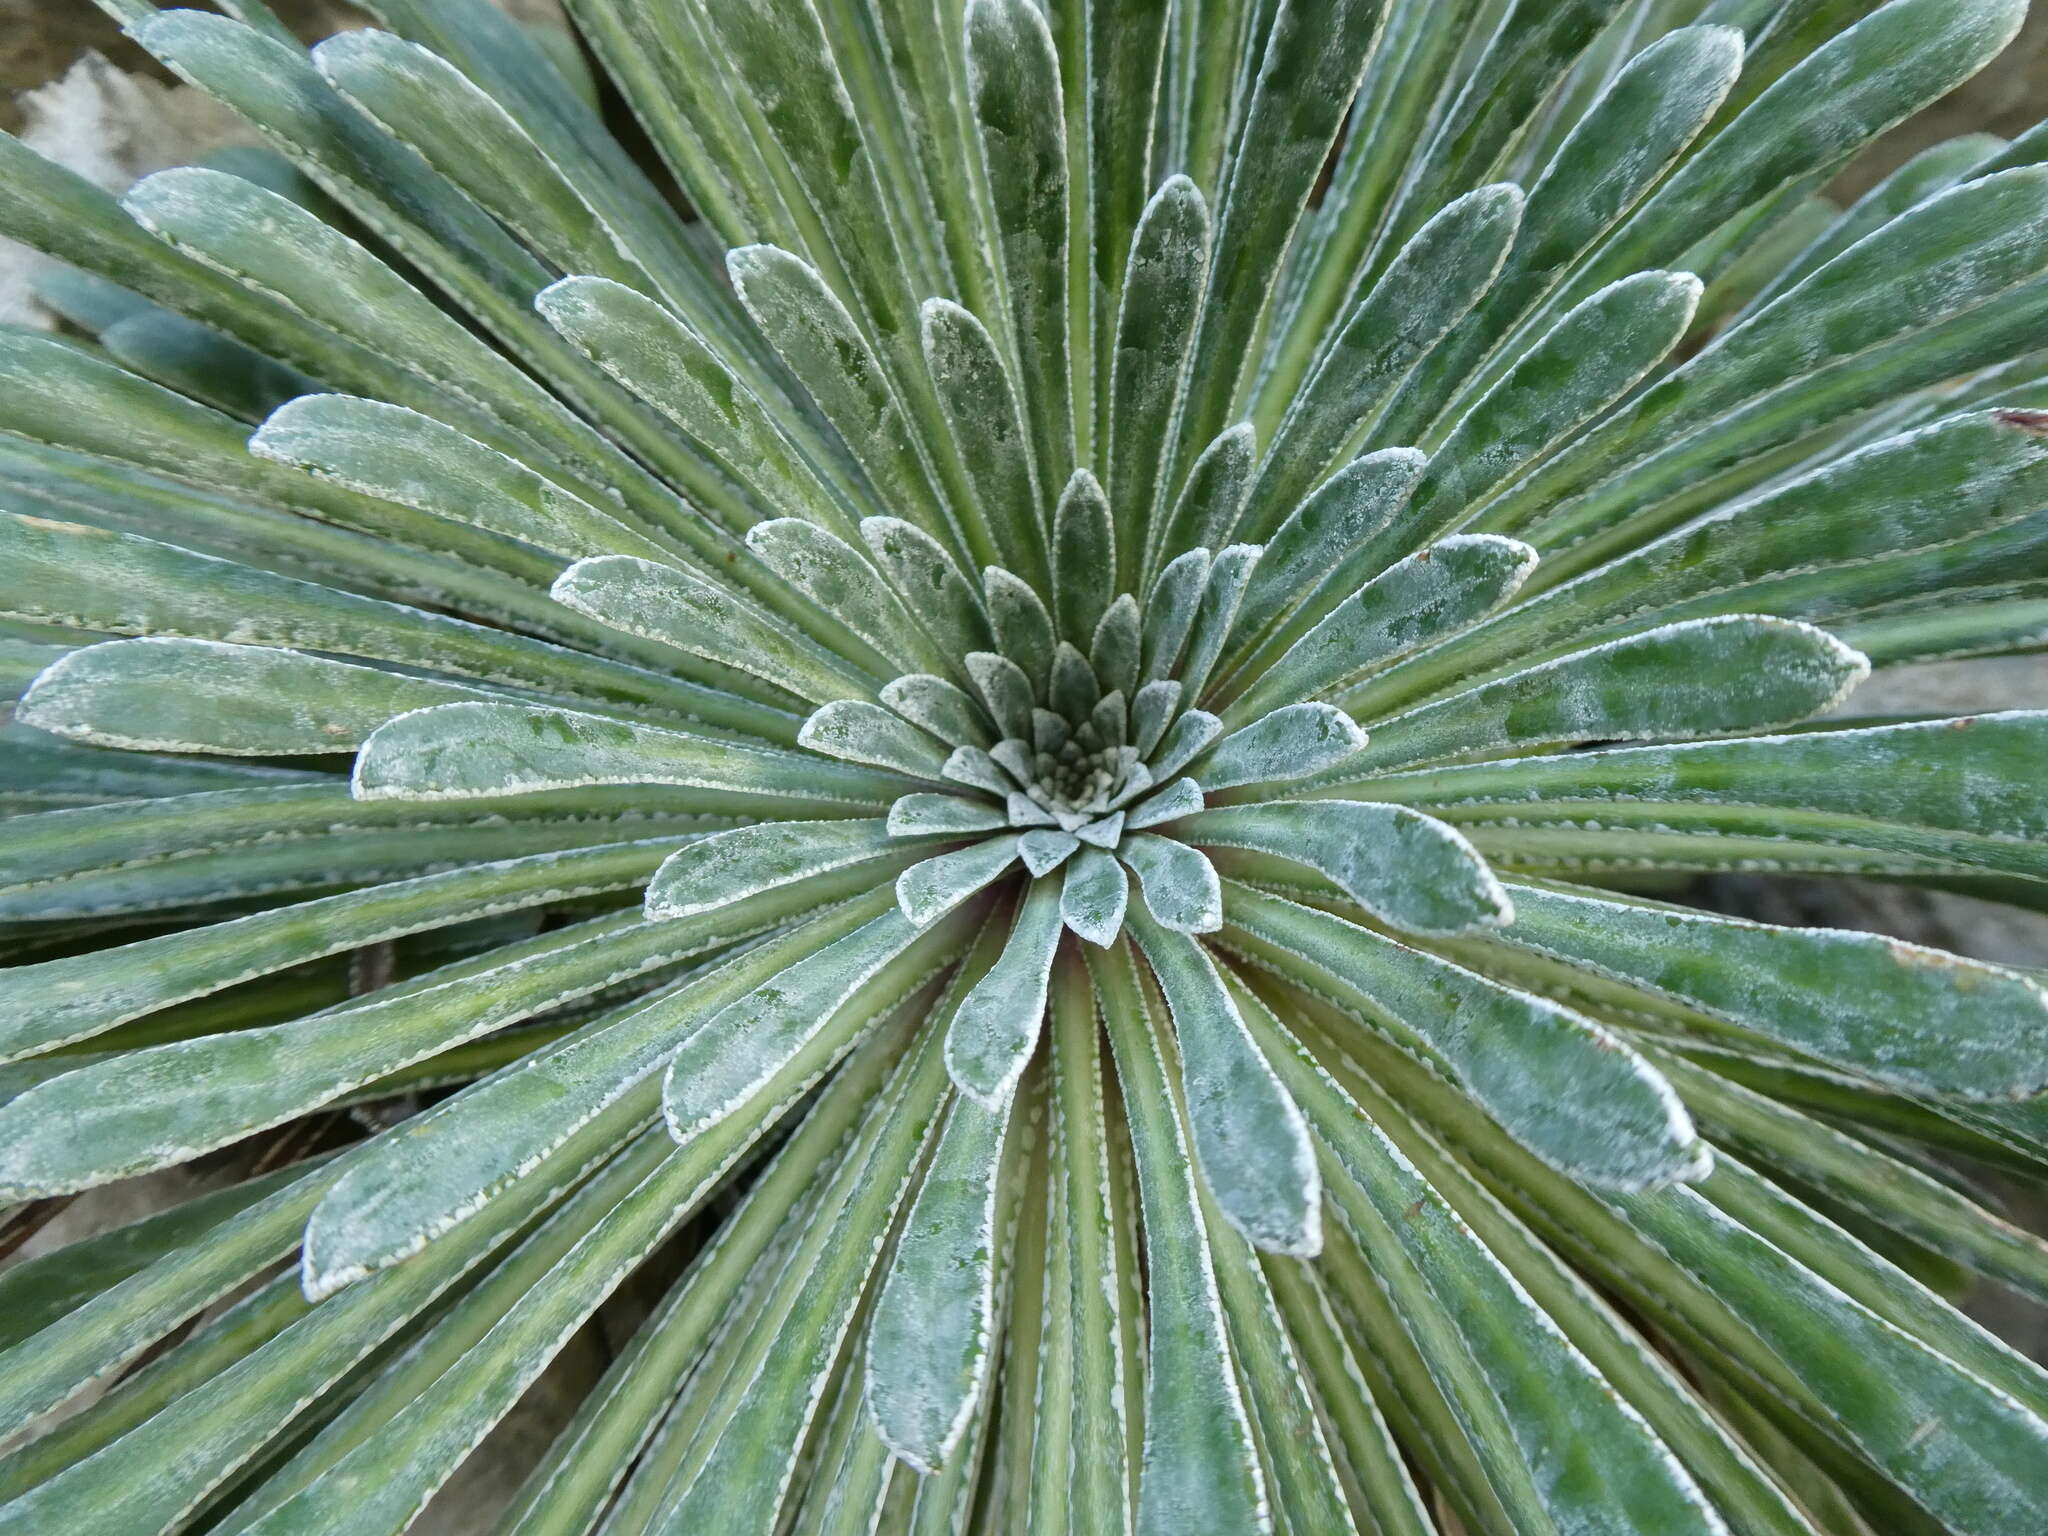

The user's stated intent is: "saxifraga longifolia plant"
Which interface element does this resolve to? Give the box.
[5,0,2048,1531]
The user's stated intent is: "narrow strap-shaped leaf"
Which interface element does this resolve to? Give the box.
[1196,702,1367,792]
[897,836,1023,927]
[867,955,1019,1468]
[1186,801,1511,937]
[920,298,1046,587]
[557,555,879,706]
[1128,911,1319,1257]
[1061,847,1129,946]
[1498,882,2048,1100]
[1088,942,1270,1536]
[1045,960,1135,1532]
[1107,175,1210,586]
[1611,1179,2048,1536]
[0,512,764,732]
[800,700,953,781]
[1174,544,1261,703]
[537,274,863,539]
[644,820,908,921]
[862,517,993,667]
[1221,884,1704,1191]
[947,879,1066,1107]
[354,701,896,808]
[0,837,684,1062]
[728,247,956,556]
[1222,536,1537,725]
[1391,270,1702,550]
[1339,617,1867,776]
[0,906,738,1199]
[652,1025,958,1536]
[1119,834,1222,934]
[1235,981,1728,1536]
[967,0,1074,501]
[1152,427,1254,591]
[1381,26,1745,451]
[747,517,953,678]
[1230,447,1428,660]
[662,903,973,1148]
[881,674,995,750]
[251,394,671,565]
[1174,0,1386,466]
[1052,470,1116,646]
[16,637,500,757]
[1372,711,2048,885]
[299,890,900,1297]
[1246,186,1522,540]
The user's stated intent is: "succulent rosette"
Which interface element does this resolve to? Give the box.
[4,0,2048,1532]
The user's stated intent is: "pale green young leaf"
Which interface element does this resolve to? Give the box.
[1196,702,1368,792]
[881,674,995,750]
[555,555,877,706]
[888,793,1009,837]
[1139,546,1210,682]
[1052,470,1116,646]
[1119,834,1222,934]
[919,299,1046,586]
[1186,801,1511,937]
[644,820,908,921]
[896,837,1023,927]
[748,517,952,678]
[1062,847,1129,946]
[1128,912,1320,1257]
[947,880,1064,1107]
[1151,426,1253,592]
[862,517,993,667]
[1174,544,1260,702]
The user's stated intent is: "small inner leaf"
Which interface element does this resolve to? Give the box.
[947,880,1064,1106]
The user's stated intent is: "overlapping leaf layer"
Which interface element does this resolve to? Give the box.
[4,0,2048,1531]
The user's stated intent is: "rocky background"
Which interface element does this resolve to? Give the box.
[3,0,2045,1526]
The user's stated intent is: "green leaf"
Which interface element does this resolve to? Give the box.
[1234,983,1728,1536]
[1061,847,1129,946]
[1498,882,2048,1100]
[662,904,968,1148]
[1120,834,1222,934]
[0,838,682,1062]
[1612,1180,2048,1536]
[298,892,900,1296]
[1339,616,1867,776]
[1052,470,1116,646]
[1246,186,1522,540]
[1196,702,1368,792]
[1221,535,1537,725]
[747,517,951,678]
[865,1077,1016,1469]
[919,298,1047,587]
[881,674,995,750]
[644,820,907,922]
[16,637,498,756]
[1230,447,1428,661]
[897,837,1023,926]
[861,517,992,669]
[1222,885,1705,1191]
[1174,544,1261,703]
[966,0,1073,498]
[946,880,1064,1107]
[251,394,670,564]
[1107,175,1210,586]
[799,700,952,780]
[1373,712,2048,885]
[1089,943,1269,1536]
[889,793,1009,838]
[1128,912,1320,1257]
[1185,801,1511,937]
[555,555,874,706]
[984,567,1059,698]
[1151,426,1254,595]
[727,243,954,550]
[355,701,895,808]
